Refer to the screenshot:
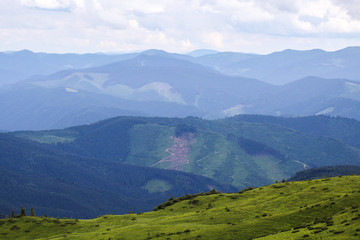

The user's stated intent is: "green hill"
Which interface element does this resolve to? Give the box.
[14,116,360,189]
[1,175,359,239]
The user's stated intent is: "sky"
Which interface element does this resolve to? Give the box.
[1,0,360,54]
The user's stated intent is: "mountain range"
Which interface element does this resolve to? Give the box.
[193,46,360,85]
[1,47,360,130]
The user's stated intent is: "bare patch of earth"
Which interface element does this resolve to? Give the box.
[151,133,196,171]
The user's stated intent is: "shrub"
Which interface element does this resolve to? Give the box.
[239,187,255,194]
[189,199,199,205]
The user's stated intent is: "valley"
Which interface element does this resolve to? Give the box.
[2,1,360,239]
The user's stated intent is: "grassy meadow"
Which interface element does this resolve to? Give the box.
[1,175,359,239]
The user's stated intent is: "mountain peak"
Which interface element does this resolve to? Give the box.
[141,49,169,56]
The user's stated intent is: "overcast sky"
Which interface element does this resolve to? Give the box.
[1,0,360,54]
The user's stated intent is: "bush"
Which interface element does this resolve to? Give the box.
[239,187,255,194]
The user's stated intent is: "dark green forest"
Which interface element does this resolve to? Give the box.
[288,165,360,181]
[0,133,234,218]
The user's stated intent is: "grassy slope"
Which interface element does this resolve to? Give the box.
[1,176,359,240]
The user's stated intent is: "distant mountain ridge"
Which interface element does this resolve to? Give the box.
[2,47,360,86]
[0,50,140,86]
[1,47,360,130]
[0,54,275,130]
[194,46,360,85]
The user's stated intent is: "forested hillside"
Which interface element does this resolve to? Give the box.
[0,133,234,218]
[14,116,360,189]
[288,165,360,181]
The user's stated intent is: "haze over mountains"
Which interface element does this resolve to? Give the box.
[1,47,360,131]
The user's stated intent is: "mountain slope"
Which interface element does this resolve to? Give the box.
[14,116,360,189]
[28,54,274,110]
[1,176,359,239]
[226,114,360,149]
[0,54,275,130]
[0,133,235,218]
[246,76,360,119]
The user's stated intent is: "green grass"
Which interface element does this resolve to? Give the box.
[1,175,359,239]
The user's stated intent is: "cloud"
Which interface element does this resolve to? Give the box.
[331,0,360,20]
[0,0,360,53]
[20,0,77,11]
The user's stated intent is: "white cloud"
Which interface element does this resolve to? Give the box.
[0,0,359,53]
[21,0,76,10]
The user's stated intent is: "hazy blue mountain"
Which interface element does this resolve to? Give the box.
[0,133,235,218]
[2,47,360,87]
[247,76,360,118]
[0,49,139,86]
[0,54,276,130]
[194,47,360,85]
[1,49,360,131]
[187,49,220,57]
[0,83,203,131]
[192,51,257,73]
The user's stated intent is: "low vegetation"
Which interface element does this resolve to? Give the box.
[1,176,359,239]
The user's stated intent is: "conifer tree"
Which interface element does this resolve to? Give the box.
[11,210,15,218]
[30,207,35,217]
[20,206,26,217]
